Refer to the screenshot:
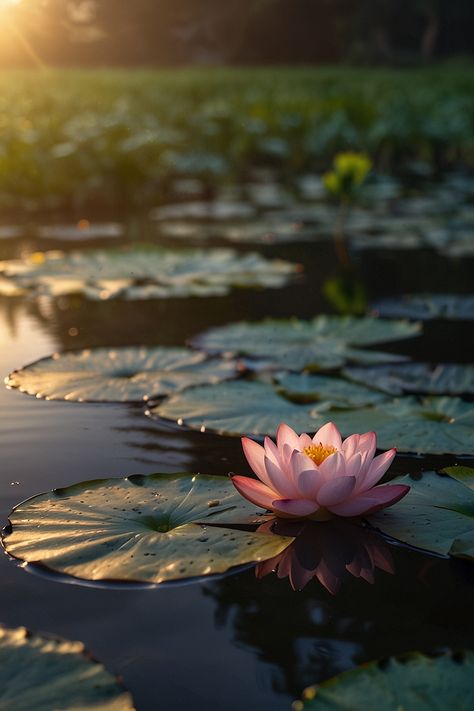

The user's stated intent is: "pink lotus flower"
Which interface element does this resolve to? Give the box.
[231,422,409,519]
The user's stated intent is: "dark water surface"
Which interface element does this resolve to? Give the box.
[0,226,473,709]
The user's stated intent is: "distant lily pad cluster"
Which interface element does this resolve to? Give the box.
[0,246,298,300]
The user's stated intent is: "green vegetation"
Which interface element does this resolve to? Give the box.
[0,63,473,210]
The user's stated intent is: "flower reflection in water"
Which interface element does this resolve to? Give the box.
[256,518,394,595]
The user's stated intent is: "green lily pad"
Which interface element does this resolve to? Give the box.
[343,363,474,396]
[148,380,326,436]
[441,466,474,491]
[5,346,237,403]
[0,625,134,711]
[369,471,474,560]
[296,651,474,710]
[0,247,297,300]
[275,372,387,407]
[190,316,420,371]
[331,396,474,455]
[372,294,474,321]
[152,381,474,454]
[2,473,292,584]
[37,222,125,241]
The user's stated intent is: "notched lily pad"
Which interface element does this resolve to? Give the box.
[148,379,327,436]
[372,294,474,321]
[441,466,474,491]
[344,363,474,396]
[370,471,474,560]
[332,396,474,455]
[153,381,474,454]
[2,473,292,585]
[0,247,298,300]
[275,372,387,407]
[296,651,474,710]
[190,316,420,371]
[5,346,238,403]
[0,625,134,711]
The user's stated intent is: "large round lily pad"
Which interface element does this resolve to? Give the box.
[369,471,474,561]
[0,625,134,711]
[190,316,420,371]
[2,473,292,584]
[331,396,474,455]
[150,380,474,454]
[5,346,237,403]
[372,294,474,321]
[147,380,325,436]
[296,651,474,710]
[343,363,474,396]
[0,247,298,300]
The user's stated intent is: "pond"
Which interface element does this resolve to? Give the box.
[0,175,473,709]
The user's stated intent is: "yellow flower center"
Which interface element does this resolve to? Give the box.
[303,443,337,466]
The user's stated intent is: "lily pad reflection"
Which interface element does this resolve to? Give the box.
[0,626,134,711]
[6,346,237,403]
[2,472,292,585]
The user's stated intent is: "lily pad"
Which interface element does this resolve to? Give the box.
[190,316,420,371]
[372,294,474,321]
[2,473,292,584]
[0,247,298,300]
[296,651,474,710]
[369,471,474,561]
[150,200,256,222]
[148,379,327,436]
[343,363,474,396]
[441,466,474,491]
[6,346,237,403]
[330,396,474,455]
[275,372,387,407]
[0,625,134,711]
[37,222,125,241]
[152,382,474,454]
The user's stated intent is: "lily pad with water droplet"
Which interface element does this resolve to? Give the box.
[0,625,134,711]
[297,651,474,710]
[148,379,328,436]
[6,346,237,403]
[152,382,474,454]
[190,316,421,371]
[0,247,298,300]
[2,473,292,585]
[369,471,474,561]
[275,372,387,407]
[330,396,474,455]
[343,363,474,396]
[372,294,474,321]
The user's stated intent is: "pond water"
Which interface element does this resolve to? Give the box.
[0,202,473,709]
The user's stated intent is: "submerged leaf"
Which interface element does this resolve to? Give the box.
[2,473,292,584]
[370,471,474,560]
[297,651,474,710]
[190,316,420,371]
[0,625,134,711]
[6,346,237,403]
